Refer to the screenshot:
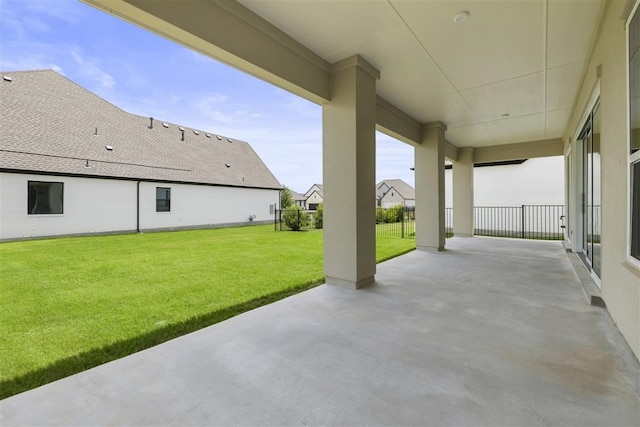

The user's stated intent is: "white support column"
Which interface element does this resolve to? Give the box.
[453,147,474,237]
[415,121,446,251]
[322,55,379,289]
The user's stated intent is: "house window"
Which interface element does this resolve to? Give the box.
[27,181,63,214]
[630,2,640,260]
[156,187,171,212]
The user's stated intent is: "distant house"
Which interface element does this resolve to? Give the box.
[290,189,306,208]
[304,184,323,210]
[0,70,281,240]
[377,179,415,208]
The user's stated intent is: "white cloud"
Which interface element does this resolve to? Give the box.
[22,0,85,25]
[69,48,115,89]
[0,53,64,74]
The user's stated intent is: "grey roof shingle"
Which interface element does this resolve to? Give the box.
[377,179,415,199]
[0,70,281,189]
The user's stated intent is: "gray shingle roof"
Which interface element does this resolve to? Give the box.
[290,190,306,201]
[377,179,415,199]
[0,70,281,189]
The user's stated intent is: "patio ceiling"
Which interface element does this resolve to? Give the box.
[238,0,601,148]
[83,0,602,149]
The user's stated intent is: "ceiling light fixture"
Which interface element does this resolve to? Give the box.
[501,113,510,117]
[453,11,469,23]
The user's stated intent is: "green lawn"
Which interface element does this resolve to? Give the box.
[0,225,414,399]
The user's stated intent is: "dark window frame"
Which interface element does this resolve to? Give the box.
[27,181,64,215]
[156,187,171,212]
[629,2,640,261]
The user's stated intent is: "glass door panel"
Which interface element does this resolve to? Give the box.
[591,103,601,276]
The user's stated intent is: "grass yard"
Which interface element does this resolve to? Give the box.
[0,225,414,399]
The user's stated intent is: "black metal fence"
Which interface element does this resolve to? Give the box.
[275,204,565,241]
[375,206,415,239]
[474,205,565,240]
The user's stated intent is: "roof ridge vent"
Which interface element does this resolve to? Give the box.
[162,122,169,128]
[227,138,233,143]
[216,135,222,141]
[3,75,13,82]
[205,133,211,138]
[193,130,199,135]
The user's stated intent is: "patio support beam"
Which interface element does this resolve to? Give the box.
[322,55,379,289]
[453,147,474,237]
[473,138,563,163]
[415,121,446,251]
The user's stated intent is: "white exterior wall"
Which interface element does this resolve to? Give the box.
[0,173,137,240]
[0,172,279,240]
[138,182,277,230]
[444,156,565,208]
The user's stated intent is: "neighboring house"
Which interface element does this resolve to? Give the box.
[290,189,306,208]
[377,179,415,208]
[0,70,281,240]
[304,184,323,210]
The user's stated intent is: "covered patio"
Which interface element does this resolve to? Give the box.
[1,237,637,426]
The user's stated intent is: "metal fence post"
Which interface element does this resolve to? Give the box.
[401,207,405,239]
[521,205,525,239]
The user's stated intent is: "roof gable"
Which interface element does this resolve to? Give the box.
[377,179,415,199]
[304,183,323,198]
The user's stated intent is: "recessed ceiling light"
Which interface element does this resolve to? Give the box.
[453,11,469,23]
[501,113,510,117]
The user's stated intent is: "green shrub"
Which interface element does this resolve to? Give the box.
[280,186,293,209]
[376,208,386,224]
[313,204,323,229]
[385,205,404,223]
[283,205,309,231]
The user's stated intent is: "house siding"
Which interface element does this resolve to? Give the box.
[0,172,279,240]
[1,173,137,240]
[306,191,323,207]
[138,181,277,230]
[380,190,406,208]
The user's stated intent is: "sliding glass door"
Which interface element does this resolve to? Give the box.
[578,100,601,278]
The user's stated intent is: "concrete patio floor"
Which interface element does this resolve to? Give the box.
[1,237,638,426]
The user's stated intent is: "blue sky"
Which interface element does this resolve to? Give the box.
[0,0,415,193]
